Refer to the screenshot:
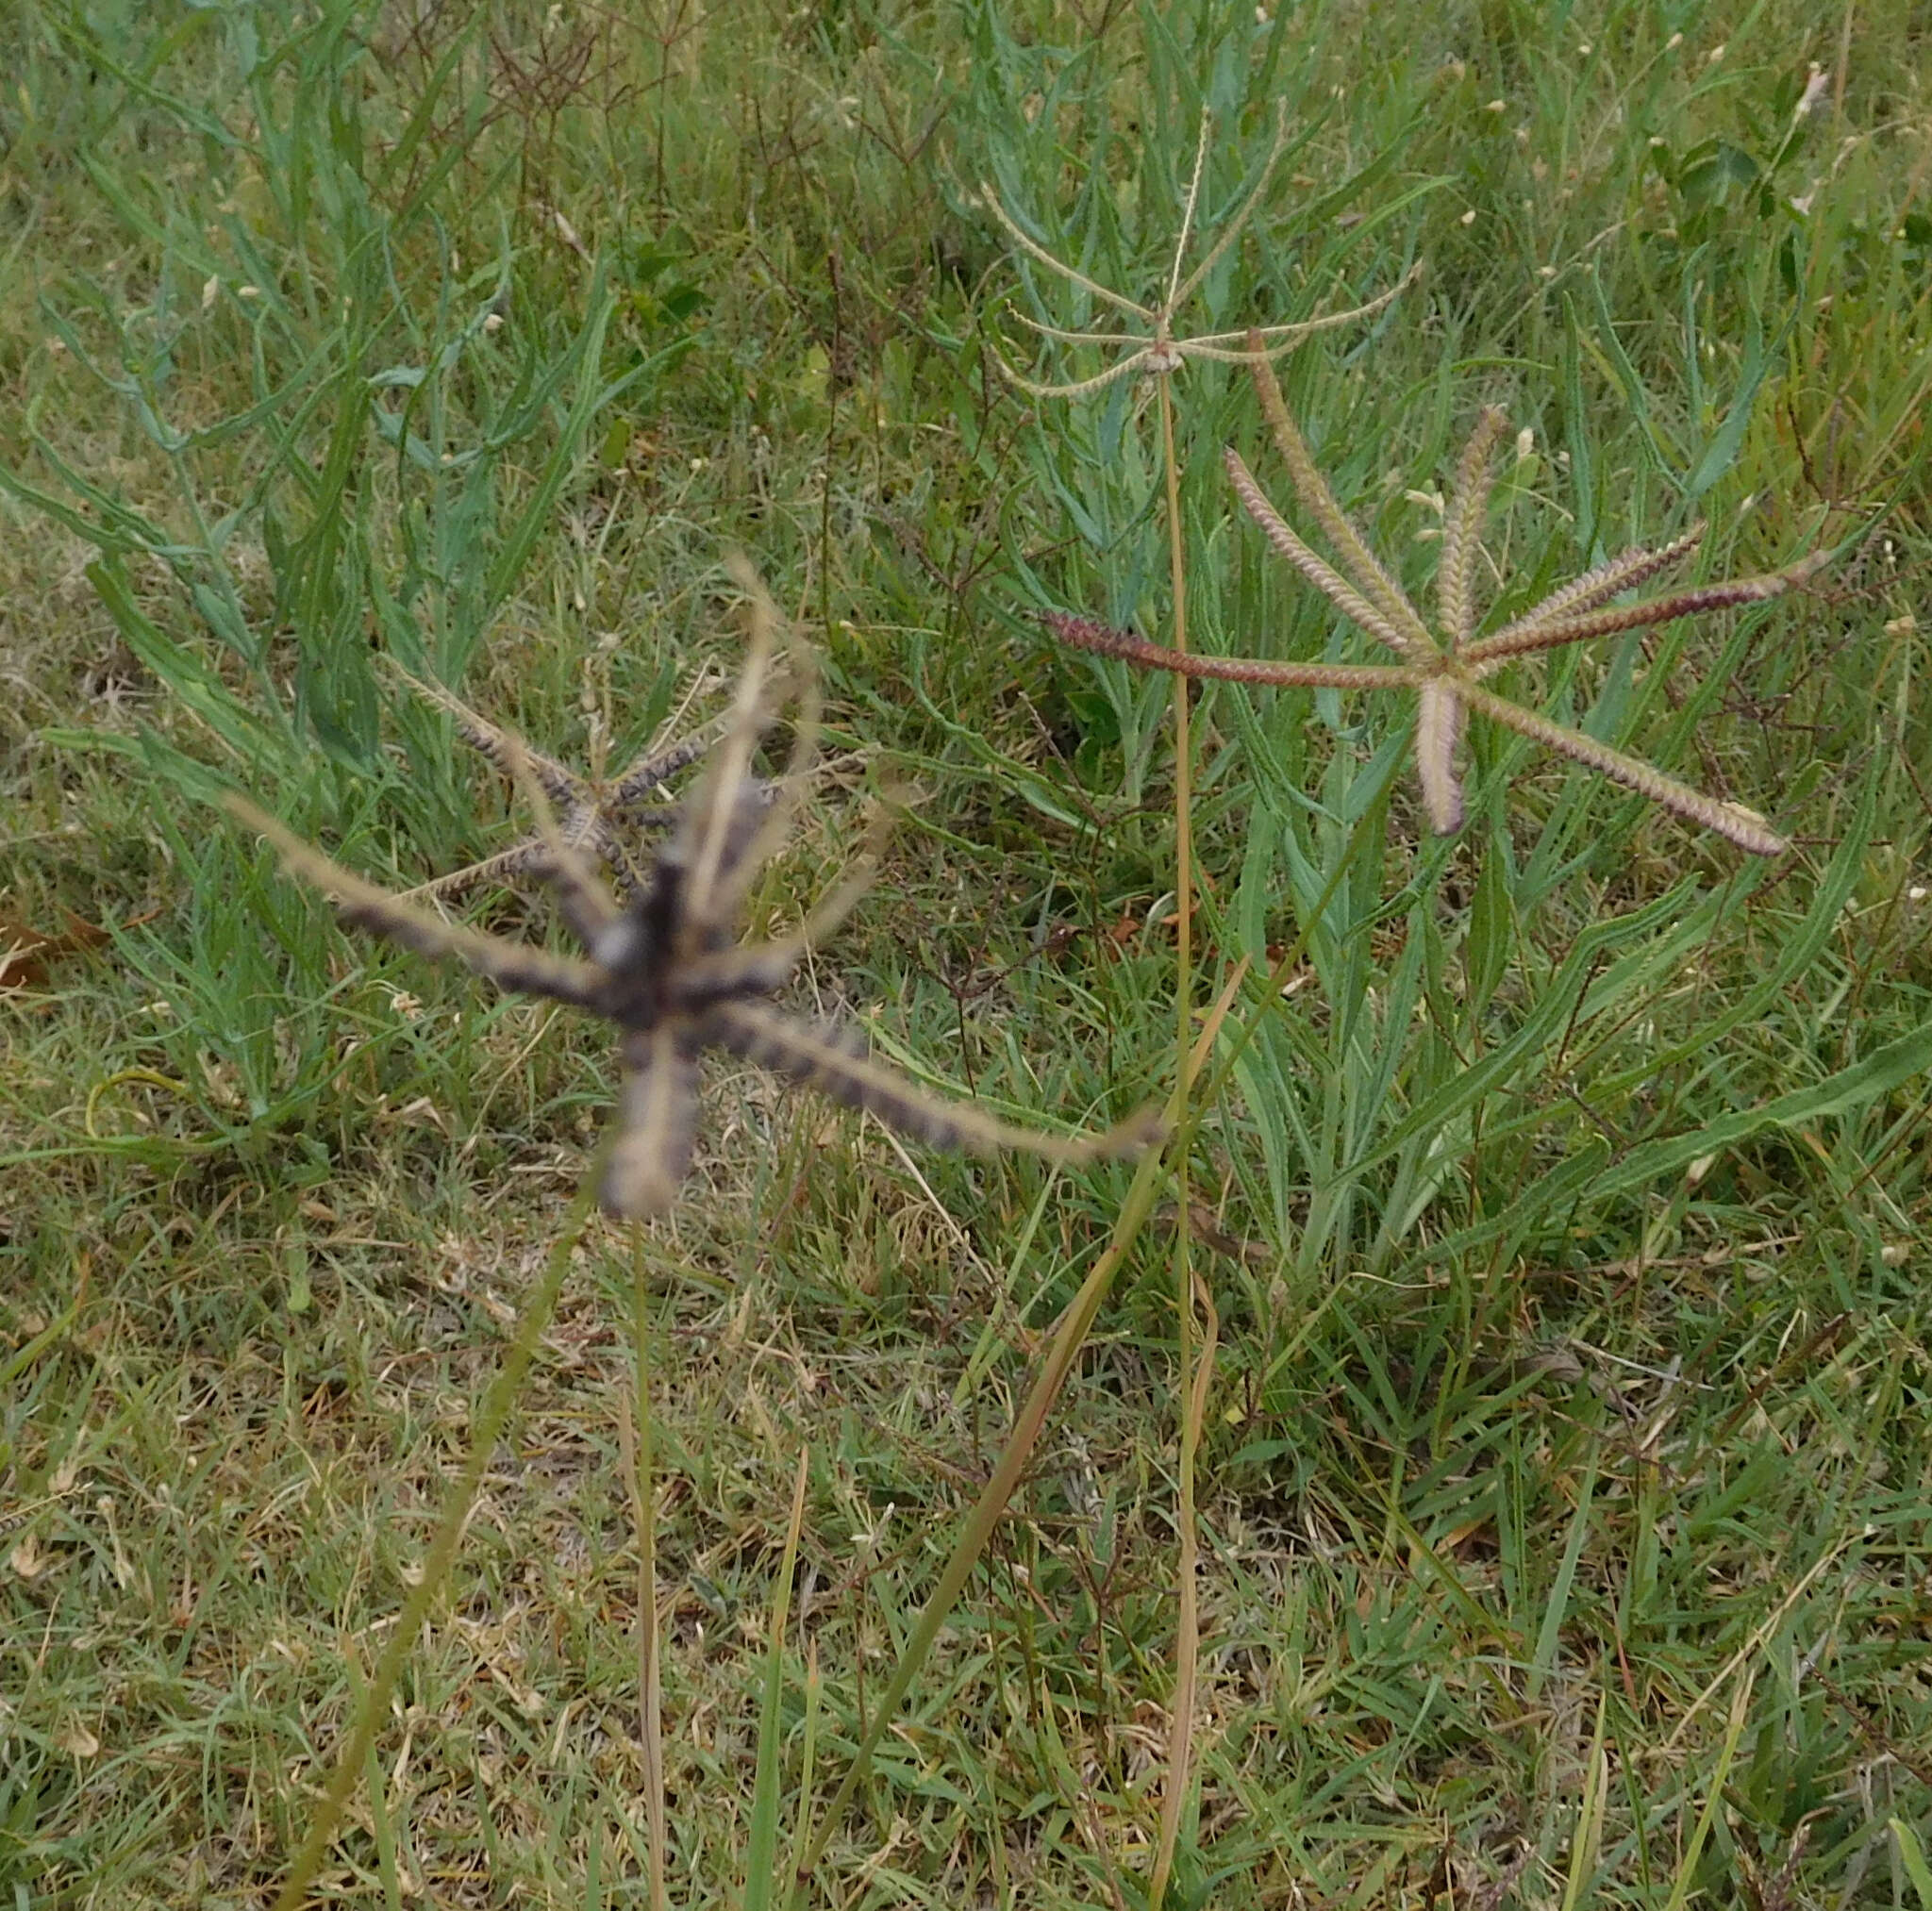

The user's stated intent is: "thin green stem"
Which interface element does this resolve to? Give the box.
[1160,379,1195,1087]
[1149,372,1197,1911]
[273,1167,606,1911]
[740,762,1396,1906]
[788,1144,1173,1901]
[632,1230,668,1911]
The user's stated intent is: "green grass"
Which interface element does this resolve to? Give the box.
[4,1,1930,1904]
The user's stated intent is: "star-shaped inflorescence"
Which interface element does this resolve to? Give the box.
[386,660,724,903]
[230,570,1159,1220]
[1044,341,1819,856]
[984,105,1417,403]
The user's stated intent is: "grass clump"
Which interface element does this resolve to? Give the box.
[3,2,1930,1906]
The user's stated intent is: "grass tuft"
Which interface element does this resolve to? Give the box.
[4,2,1928,1904]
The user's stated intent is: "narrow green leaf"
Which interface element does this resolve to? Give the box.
[86,559,291,769]
[1347,881,1703,1181]
[1594,769,1875,1098]
[1661,1675,1753,1911]
[481,273,617,612]
[1686,299,1791,500]
[1585,270,1681,489]
[1597,1020,1932,1199]
[1464,838,1513,1019]
[1527,1457,1596,1701]
[1892,1819,1932,1911]
[1561,295,1598,555]
[747,1454,810,1911]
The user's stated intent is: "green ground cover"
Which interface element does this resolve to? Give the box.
[3,2,1928,1903]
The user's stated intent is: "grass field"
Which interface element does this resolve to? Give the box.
[4,2,1930,1904]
